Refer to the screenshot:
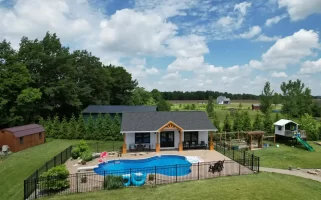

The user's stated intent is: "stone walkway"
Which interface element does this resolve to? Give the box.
[260,167,321,183]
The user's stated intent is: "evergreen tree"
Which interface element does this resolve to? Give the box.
[112,114,122,140]
[253,112,263,131]
[213,112,221,132]
[51,115,60,139]
[263,112,273,135]
[77,115,86,139]
[67,114,77,139]
[223,114,232,132]
[94,113,104,140]
[242,111,252,131]
[206,96,214,117]
[59,116,68,139]
[157,98,171,111]
[85,115,95,140]
[233,112,242,131]
[274,112,280,123]
[101,114,113,140]
[260,82,274,114]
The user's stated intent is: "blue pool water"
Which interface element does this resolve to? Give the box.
[94,155,192,176]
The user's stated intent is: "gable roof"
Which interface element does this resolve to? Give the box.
[82,105,157,114]
[217,96,230,101]
[3,124,44,137]
[121,111,217,132]
[274,119,298,126]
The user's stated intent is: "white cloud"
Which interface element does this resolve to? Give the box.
[239,26,261,39]
[265,14,287,26]
[278,0,321,21]
[130,58,146,65]
[162,71,181,80]
[127,64,159,79]
[254,34,280,42]
[299,58,321,74]
[168,56,205,72]
[271,71,288,77]
[234,2,252,16]
[250,29,320,70]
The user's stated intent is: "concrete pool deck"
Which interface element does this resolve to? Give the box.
[66,150,234,174]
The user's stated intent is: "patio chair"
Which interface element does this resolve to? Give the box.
[200,141,207,149]
[194,141,201,149]
[144,144,151,151]
[190,141,196,149]
[129,144,137,152]
[183,141,189,149]
[136,144,144,152]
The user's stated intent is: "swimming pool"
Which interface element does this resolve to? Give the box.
[94,155,192,177]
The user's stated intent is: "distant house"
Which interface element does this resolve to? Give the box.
[82,105,157,120]
[0,124,45,152]
[252,104,260,110]
[216,96,231,104]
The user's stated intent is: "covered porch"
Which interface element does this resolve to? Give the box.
[122,121,216,153]
[120,111,218,154]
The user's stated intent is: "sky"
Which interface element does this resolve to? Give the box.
[0,0,321,95]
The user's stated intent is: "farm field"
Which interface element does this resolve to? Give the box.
[43,173,321,200]
[0,139,122,200]
[168,99,260,104]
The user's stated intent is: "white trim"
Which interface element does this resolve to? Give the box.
[122,129,217,133]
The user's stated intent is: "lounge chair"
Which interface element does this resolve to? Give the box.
[190,141,196,149]
[194,141,201,149]
[184,142,190,149]
[208,160,225,174]
[200,141,207,149]
[129,144,137,152]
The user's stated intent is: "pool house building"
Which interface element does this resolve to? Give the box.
[120,111,218,153]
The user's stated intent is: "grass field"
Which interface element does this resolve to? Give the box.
[252,141,321,169]
[0,139,123,200]
[43,173,321,200]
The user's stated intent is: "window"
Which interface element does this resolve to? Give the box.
[135,133,150,144]
[39,132,42,139]
[184,131,198,142]
[278,126,282,131]
[20,137,24,144]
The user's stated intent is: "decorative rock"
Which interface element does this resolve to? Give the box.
[307,170,318,175]
[297,167,301,170]
[315,169,321,172]
[92,153,100,158]
[77,159,82,164]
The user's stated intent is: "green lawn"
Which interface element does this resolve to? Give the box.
[252,141,321,169]
[43,173,321,200]
[0,139,123,200]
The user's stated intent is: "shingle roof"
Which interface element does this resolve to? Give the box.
[121,111,217,132]
[82,105,157,114]
[274,119,298,126]
[3,124,44,137]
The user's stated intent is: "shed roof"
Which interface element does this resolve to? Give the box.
[274,119,298,126]
[121,111,217,132]
[252,104,260,106]
[82,105,157,114]
[3,124,44,137]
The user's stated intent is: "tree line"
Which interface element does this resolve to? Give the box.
[39,114,122,141]
[0,32,171,128]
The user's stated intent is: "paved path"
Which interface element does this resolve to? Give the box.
[260,167,321,183]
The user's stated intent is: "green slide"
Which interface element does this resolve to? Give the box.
[296,136,314,152]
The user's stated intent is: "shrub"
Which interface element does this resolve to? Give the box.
[81,150,93,162]
[104,175,124,190]
[78,140,89,153]
[71,147,81,159]
[148,174,155,181]
[40,165,70,191]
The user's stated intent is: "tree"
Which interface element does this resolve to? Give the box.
[232,112,242,131]
[311,103,321,117]
[242,111,252,131]
[213,112,221,132]
[253,112,263,131]
[263,112,273,135]
[238,103,243,109]
[157,98,171,111]
[206,96,214,117]
[274,112,280,123]
[223,114,232,132]
[130,87,153,105]
[260,82,274,114]
[281,79,313,117]
[300,114,318,140]
[273,92,281,107]
[150,89,162,102]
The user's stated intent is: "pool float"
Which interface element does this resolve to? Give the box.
[122,174,131,187]
[131,172,147,186]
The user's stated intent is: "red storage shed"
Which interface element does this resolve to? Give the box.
[0,124,45,152]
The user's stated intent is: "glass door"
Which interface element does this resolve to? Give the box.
[160,131,175,147]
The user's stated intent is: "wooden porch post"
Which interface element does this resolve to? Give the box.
[179,130,183,151]
[156,132,160,152]
[122,133,127,154]
[209,132,214,150]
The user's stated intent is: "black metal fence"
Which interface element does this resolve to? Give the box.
[214,141,260,172]
[24,146,72,200]
[87,141,123,153]
[24,160,255,200]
